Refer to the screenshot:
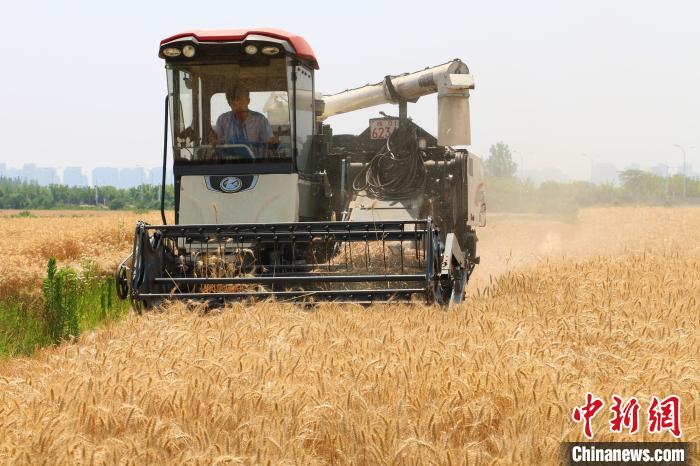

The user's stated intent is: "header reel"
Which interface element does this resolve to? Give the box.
[116,218,472,310]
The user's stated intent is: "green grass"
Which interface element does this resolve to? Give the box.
[0,258,130,357]
[9,210,37,218]
[0,297,49,356]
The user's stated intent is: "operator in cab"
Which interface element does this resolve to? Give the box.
[208,87,278,159]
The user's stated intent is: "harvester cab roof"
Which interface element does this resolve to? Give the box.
[159,29,319,68]
[116,28,486,309]
[160,30,317,179]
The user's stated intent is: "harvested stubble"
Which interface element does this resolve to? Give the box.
[189,240,426,295]
[309,240,426,296]
[0,250,698,464]
[326,240,423,272]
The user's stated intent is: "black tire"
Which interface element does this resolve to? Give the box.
[115,263,130,301]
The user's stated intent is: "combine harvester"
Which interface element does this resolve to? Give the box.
[116,28,486,309]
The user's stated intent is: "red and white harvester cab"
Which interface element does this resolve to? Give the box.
[116,28,486,309]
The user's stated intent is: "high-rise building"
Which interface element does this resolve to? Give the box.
[0,163,6,178]
[149,166,173,185]
[63,167,88,187]
[21,164,37,182]
[92,167,120,187]
[650,164,670,178]
[684,163,696,178]
[36,167,59,185]
[7,167,21,179]
[149,166,161,185]
[118,167,146,188]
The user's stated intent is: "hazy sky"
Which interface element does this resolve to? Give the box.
[0,0,698,179]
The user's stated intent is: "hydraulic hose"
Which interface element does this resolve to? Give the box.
[352,126,427,200]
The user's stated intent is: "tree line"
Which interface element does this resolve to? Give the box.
[0,177,175,210]
[3,146,700,213]
[484,142,700,215]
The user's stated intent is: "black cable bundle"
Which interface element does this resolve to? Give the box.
[352,126,427,200]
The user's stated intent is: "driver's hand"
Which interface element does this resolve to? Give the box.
[208,128,220,146]
[180,126,196,140]
[266,136,280,158]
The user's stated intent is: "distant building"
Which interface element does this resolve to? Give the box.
[6,167,21,179]
[149,166,174,185]
[35,167,58,185]
[591,162,618,185]
[683,163,696,178]
[149,166,162,185]
[63,167,88,187]
[118,167,145,188]
[650,164,670,178]
[92,167,120,187]
[2,164,177,186]
[21,164,37,183]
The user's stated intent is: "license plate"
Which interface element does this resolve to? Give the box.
[369,118,399,139]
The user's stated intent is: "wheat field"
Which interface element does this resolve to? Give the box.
[0,207,698,464]
[0,210,166,300]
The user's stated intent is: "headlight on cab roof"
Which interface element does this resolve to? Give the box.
[261,45,280,56]
[182,45,196,58]
[162,47,182,57]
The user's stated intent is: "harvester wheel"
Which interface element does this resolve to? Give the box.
[115,263,129,301]
[429,231,448,305]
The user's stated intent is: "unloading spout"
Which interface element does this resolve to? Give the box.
[320,59,475,146]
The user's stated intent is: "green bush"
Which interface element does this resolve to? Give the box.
[0,259,130,357]
[12,210,36,218]
[0,299,48,357]
[42,258,81,342]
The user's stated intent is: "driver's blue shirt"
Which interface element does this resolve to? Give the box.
[213,110,273,158]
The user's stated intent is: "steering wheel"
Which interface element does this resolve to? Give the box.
[213,143,257,160]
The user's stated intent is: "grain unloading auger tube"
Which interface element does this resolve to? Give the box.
[115,218,473,309]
